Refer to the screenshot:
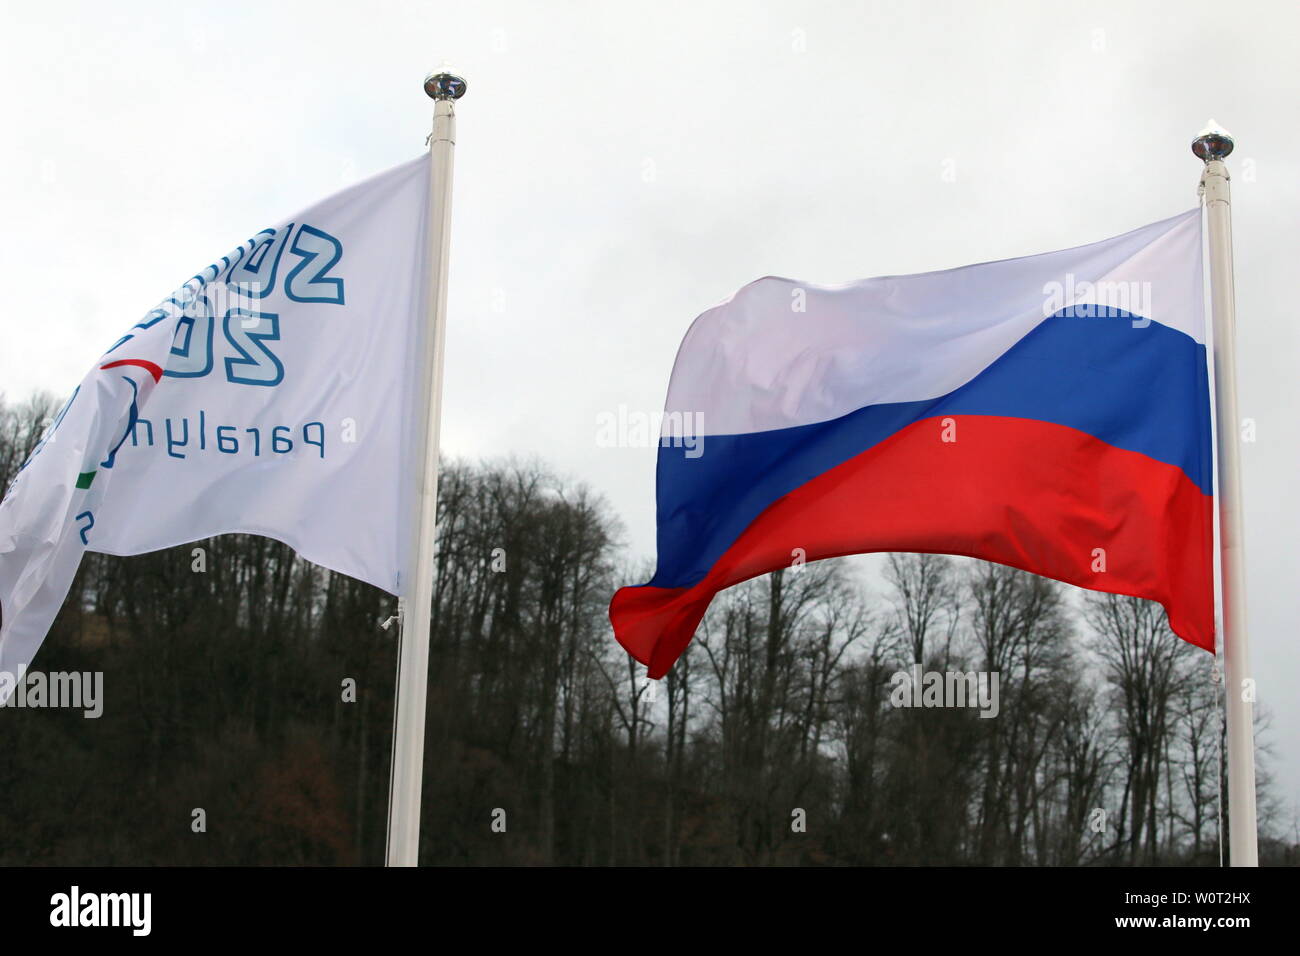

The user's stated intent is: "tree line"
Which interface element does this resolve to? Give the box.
[0,393,1291,865]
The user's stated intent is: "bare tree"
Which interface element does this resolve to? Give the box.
[1086,593,1196,864]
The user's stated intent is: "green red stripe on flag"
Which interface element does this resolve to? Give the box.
[66,357,162,491]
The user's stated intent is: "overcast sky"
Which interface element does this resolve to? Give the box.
[2,1,1296,823]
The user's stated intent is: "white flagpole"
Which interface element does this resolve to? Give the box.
[1193,121,1258,867]
[385,70,466,867]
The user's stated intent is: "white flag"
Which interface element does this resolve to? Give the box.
[0,156,429,697]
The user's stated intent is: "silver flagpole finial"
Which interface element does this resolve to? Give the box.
[424,71,467,101]
[1192,120,1234,163]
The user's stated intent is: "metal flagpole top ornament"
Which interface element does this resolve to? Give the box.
[1192,119,1234,162]
[424,72,467,101]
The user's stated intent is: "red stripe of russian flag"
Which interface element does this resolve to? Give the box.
[611,414,1213,679]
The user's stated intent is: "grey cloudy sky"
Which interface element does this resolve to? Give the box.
[2,1,1297,819]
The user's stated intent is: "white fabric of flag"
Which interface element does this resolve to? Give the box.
[0,156,430,698]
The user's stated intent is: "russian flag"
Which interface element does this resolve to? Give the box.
[611,209,1214,678]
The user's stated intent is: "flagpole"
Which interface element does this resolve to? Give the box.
[1193,121,1258,867]
[385,70,466,867]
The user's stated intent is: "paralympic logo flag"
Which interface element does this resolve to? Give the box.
[0,156,431,698]
[611,209,1214,678]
